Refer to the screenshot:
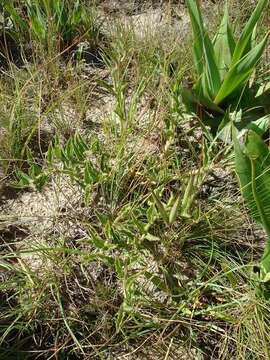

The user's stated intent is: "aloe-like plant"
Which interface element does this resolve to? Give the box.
[185,0,269,122]
[234,129,270,297]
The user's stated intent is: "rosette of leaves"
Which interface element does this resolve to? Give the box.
[184,0,269,131]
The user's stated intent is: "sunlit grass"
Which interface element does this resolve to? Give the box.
[0,1,270,359]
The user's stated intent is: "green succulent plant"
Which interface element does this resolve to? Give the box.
[184,0,269,129]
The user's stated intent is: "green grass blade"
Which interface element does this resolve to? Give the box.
[55,286,85,354]
[31,10,47,41]
[3,2,27,32]
[214,33,269,105]
[231,0,268,65]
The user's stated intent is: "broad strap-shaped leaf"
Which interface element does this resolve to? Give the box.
[234,129,270,237]
[247,24,258,56]
[200,71,218,107]
[203,36,222,98]
[235,130,270,275]
[187,0,221,97]
[194,71,215,105]
[231,0,268,65]
[214,33,269,105]
[187,0,205,76]
[213,3,236,79]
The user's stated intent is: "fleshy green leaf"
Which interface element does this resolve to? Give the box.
[213,3,236,79]
[234,129,270,275]
[231,0,268,65]
[214,33,269,105]
[234,129,270,236]
[187,0,221,97]
[186,0,204,76]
